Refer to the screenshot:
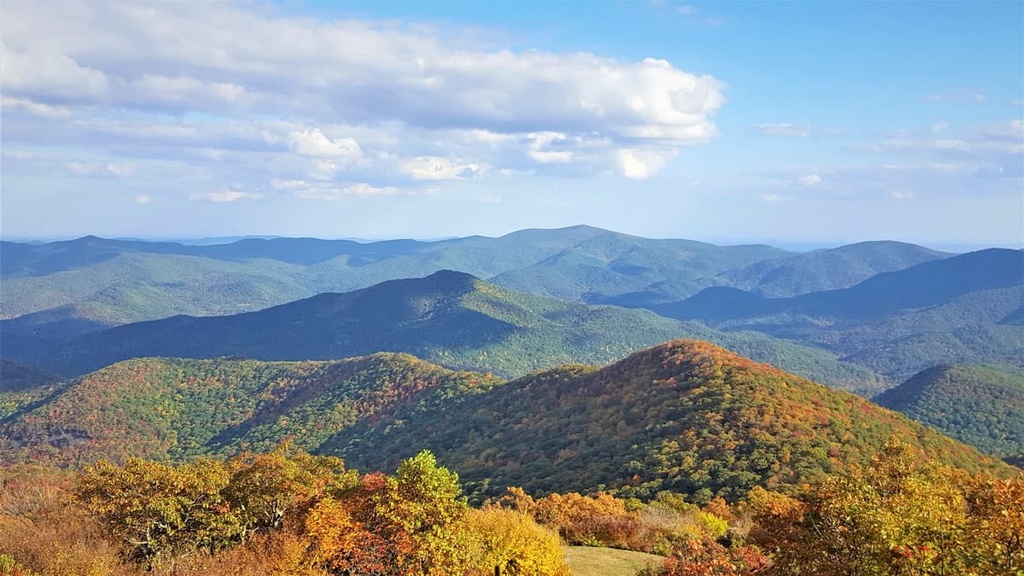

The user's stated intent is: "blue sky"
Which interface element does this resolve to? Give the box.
[2,0,1021,248]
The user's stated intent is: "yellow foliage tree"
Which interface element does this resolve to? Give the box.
[465,508,570,576]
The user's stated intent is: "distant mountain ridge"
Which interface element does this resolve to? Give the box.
[0,226,789,339]
[8,271,882,392]
[5,227,1015,392]
[716,240,951,298]
[652,249,1024,381]
[660,248,1024,321]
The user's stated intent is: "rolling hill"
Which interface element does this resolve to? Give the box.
[329,340,1013,503]
[8,271,883,392]
[875,363,1024,460]
[0,341,1010,505]
[715,240,951,298]
[0,353,499,465]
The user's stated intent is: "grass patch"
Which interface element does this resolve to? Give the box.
[563,546,664,576]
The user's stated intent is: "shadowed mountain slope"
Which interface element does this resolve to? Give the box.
[11,271,882,392]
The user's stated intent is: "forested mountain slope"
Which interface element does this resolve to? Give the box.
[9,271,883,391]
[875,363,1024,460]
[0,341,1009,505]
[328,340,1014,502]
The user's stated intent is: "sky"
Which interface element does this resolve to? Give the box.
[2,0,1022,248]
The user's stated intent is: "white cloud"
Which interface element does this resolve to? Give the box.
[0,0,724,193]
[752,123,812,138]
[134,195,151,205]
[526,132,574,164]
[616,148,678,179]
[292,182,398,200]
[288,129,363,159]
[400,156,485,180]
[189,190,263,202]
[762,193,788,203]
[795,174,822,186]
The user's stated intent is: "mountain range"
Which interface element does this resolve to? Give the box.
[0,341,1011,504]
[0,226,953,331]
[654,248,1024,380]
[6,226,1016,393]
[4,270,882,393]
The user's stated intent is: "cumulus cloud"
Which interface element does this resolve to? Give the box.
[134,195,151,205]
[288,129,363,159]
[189,190,263,202]
[526,132,574,164]
[616,148,678,179]
[0,0,724,198]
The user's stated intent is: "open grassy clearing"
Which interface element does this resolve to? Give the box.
[563,546,664,576]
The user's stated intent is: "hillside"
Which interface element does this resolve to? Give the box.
[0,353,500,465]
[875,363,1024,459]
[326,340,1013,503]
[0,360,60,420]
[0,342,1008,505]
[715,241,950,298]
[10,271,883,392]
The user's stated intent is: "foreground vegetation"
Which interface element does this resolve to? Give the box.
[1,440,1021,576]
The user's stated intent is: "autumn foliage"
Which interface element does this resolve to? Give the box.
[2,440,1022,576]
[1,449,569,576]
[746,438,1024,576]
